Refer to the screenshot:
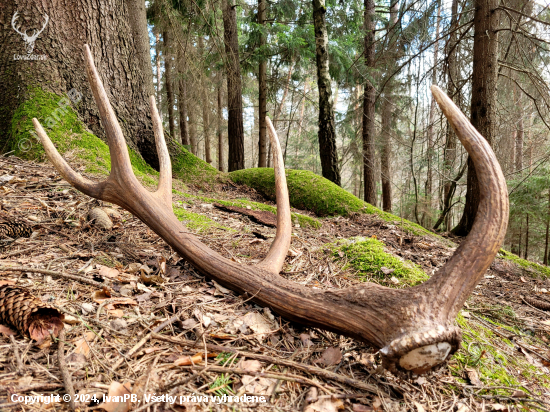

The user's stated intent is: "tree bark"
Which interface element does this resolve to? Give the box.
[127,0,154,97]
[312,0,341,186]
[258,0,268,168]
[363,0,377,204]
[163,30,176,140]
[155,32,163,118]
[198,37,212,164]
[217,78,225,172]
[0,0,158,168]
[177,47,189,146]
[380,1,399,213]
[189,100,198,155]
[222,0,245,171]
[442,0,459,231]
[544,189,550,265]
[452,0,499,236]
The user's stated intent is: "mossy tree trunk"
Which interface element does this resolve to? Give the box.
[312,0,341,186]
[222,0,245,172]
[0,0,159,168]
[452,0,500,236]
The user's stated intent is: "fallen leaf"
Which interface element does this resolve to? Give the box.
[304,398,344,412]
[380,267,395,275]
[212,280,231,294]
[101,381,132,412]
[465,368,482,386]
[520,276,527,283]
[238,359,274,395]
[0,280,16,286]
[243,312,272,342]
[413,401,426,412]
[490,405,509,411]
[0,324,16,336]
[511,390,527,398]
[300,333,314,347]
[108,309,124,318]
[73,332,96,357]
[98,265,120,279]
[352,405,374,412]
[389,276,400,284]
[315,347,342,366]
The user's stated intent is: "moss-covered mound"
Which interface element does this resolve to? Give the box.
[170,143,222,185]
[332,237,428,286]
[230,168,433,236]
[498,249,550,278]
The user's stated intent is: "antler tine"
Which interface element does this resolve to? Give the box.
[257,117,292,274]
[32,119,107,199]
[150,96,173,210]
[425,85,509,317]
[83,45,135,183]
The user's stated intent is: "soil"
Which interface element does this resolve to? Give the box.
[1,155,550,412]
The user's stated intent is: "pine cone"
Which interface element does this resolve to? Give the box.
[0,285,64,342]
[525,295,550,311]
[0,221,33,239]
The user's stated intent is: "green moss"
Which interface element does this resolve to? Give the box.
[173,190,321,228]
[173,206,231,232]
[8,87,157,181]
[498,249,550,278]
[332,237,428,285]
[229,168,434,236]
[450,313,549,390]
[170,143,222,185]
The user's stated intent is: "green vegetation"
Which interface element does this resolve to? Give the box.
[332,237,428,285]
[8,88,157,181]
[498,249,550,278]
[173,190,321,228]
[173,205,231,232]
[450,313,550,392]
[170,142,222,185]
[230,168,435,236]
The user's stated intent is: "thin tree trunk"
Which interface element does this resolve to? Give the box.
[313,0,341,185]
[363,0,377,204]
[453,0,500,236]
[189,102,198,155]
[425,0,441,223]
[217,79,224,172]
[258,0,268,167]
[442,0,459,231]
[164,30,176,139]
[524,215,529,259]
[155,32,162,117]
[515,94,524,173]
[178,48,189,146]
[380,1,398,213]
[222,0,245,171]
[198,37,212,163]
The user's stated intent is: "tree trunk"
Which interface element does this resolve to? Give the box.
[452,0,499,236]
[380,1,398,213]
[177,47,189,146]
[127,0,154,97]
[189,101,198,155]
[442,0,459,231]
[524,214,529,259]
[197,37,212,163]
[312,0,341,186]
[0,0,158,168]
[258,0,268,168]
[155,32,163,117]
[217,79,225,172]
[425,0,441,223]
[164,30,176,140]
[222,0,245,171]
[363,0,377,204]
[544,189,550,265]
[515,94,524,173]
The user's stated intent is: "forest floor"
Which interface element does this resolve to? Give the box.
[1,154,550,412]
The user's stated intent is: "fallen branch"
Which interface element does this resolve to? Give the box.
[57,329,76,411]
[0,265,105,288]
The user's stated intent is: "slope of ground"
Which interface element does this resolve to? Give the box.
[1,155,550,412]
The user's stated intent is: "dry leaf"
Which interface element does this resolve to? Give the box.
[304,398,344,412]
[0,280,16,286]
[238,359,274,395]
[243,312,272,342]
[101,381,132,412]
[98,266,120,279]
[108,309,124,318]
[315,347,342,366]
[300,333,313,347]
[413,401,426,412]
[465,368,482,386]
[352,405,374,412]
[73,331,95,357]
[0,324,16,336]
[174,353,204,366]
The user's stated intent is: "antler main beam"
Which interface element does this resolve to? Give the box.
[34,45,508,374]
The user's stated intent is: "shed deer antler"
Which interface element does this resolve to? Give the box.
[33,45,508,374]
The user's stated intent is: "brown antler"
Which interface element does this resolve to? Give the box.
[33,45,508,374]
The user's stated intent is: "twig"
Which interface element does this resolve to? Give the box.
[0,246,35,259]
[57,329,76,411]
[152,334,385,396]
[9,335,24,375]
[0,265,105,288]
[522,297,550,317]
